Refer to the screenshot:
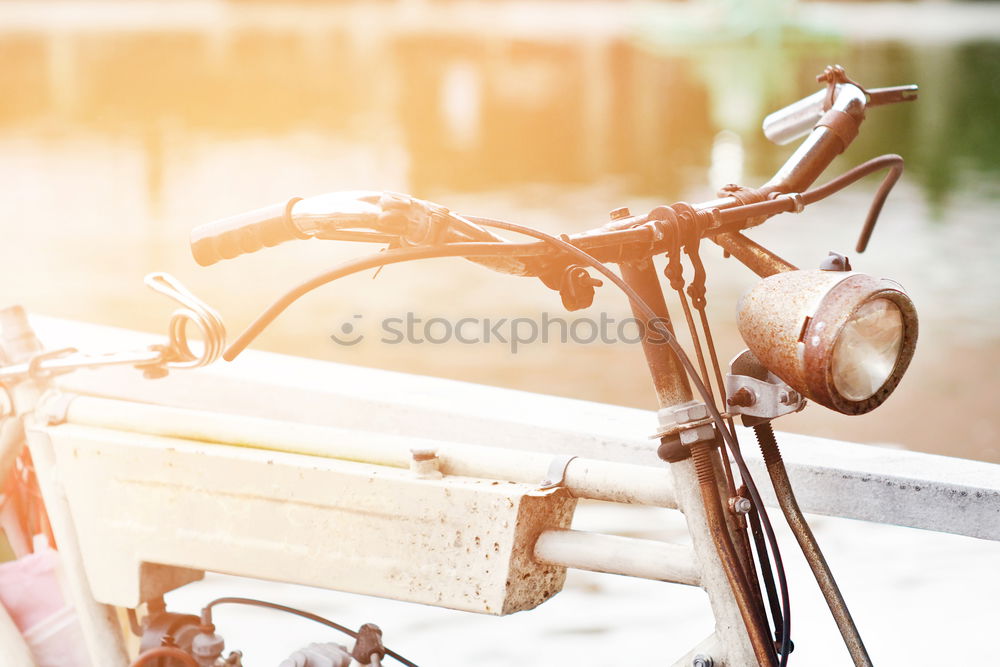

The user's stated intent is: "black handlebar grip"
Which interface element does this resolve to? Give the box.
[190,197,304,266]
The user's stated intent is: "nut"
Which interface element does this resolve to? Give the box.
[692,655,714,667]
[679,423,715,446]
[609,206,631,221]
[727,387,756,408]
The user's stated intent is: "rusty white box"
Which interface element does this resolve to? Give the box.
[27,423,577,615]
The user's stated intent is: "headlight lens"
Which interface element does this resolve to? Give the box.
[831,298,904,401]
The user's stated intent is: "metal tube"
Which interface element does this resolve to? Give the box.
[754,423,873,667]
[711,232,797,278]
[533,529,700,586]
[24,429,129,666]
[44,394,679,508]
[762,88,829,146]
[618,259,692,408]
[691,442,777,666]
[618,259,769,666]
[0,598,36,667]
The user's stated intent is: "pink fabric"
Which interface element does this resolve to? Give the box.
[0,547,66,633]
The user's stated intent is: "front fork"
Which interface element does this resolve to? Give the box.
[619,258,775,667]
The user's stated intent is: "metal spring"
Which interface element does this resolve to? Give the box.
[144,272,226,370]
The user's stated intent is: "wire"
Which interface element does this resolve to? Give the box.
[223,242,542,360]
[203,597,419,667]
[226,153,906,364]
[713,154,905,238]
[461,214,791,665]
[748,494,788,648]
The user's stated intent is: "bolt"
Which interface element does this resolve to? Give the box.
[609,206,631,221]
[730,496,753,515]
[410,448,443,480]
[779,390,799,406]
[727,387,756,408]
[692,655,714,667]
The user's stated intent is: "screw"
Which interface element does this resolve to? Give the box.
[692,655,714,667]
[727,387,755,408]
[730,496,753,515]
[609,206,631,221]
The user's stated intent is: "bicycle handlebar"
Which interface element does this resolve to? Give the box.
[763,88,831,146]
[763,84,919,146]
[191,198,304,266]
[189,71,917,273]
[191,193,385,266]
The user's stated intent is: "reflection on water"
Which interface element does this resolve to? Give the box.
[1,3,998,461]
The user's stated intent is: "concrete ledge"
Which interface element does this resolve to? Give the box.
[32,315,1000,542]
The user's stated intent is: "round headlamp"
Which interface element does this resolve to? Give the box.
[737,269,918,415]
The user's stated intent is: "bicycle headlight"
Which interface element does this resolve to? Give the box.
[736,269,918,415]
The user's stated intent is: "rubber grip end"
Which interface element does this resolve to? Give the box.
[190,200,300,266]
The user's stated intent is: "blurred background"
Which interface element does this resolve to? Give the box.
[1,0,998,464]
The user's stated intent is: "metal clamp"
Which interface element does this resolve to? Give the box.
[775,192,806,213]
[539,455,577,490]
[725,349,806,421]
[36,390,78,426]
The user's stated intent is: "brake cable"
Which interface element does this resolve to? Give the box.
[657,205,741,498]
[677,208,789,653]
[223,241,540,360]
[659,204,714,394]
[459,213,791,666]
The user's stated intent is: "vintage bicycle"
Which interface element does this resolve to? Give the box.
[1,65,984,667]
